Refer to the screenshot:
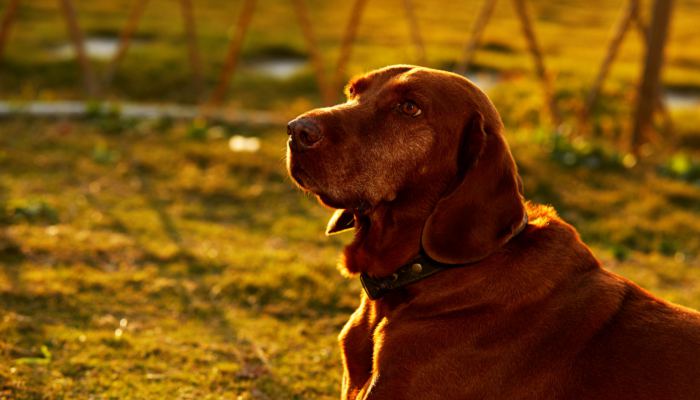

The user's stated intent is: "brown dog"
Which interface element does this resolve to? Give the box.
[286,65,700,399]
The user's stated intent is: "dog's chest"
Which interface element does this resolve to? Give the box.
[339,296,593,399]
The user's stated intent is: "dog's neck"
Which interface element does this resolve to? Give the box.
[342,189,439,277]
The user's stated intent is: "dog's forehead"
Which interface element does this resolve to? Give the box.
[368,65,416,81]
[406,68,471,86]
[371,66,441,86]
[351,70,416,96]
[346,65,415,93]
[386,68,472,95]
[345,66,479,109]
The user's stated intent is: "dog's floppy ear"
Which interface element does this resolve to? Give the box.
[422,111,526,264]
[326,209,355,235]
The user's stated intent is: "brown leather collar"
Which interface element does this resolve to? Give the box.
[360,213,529,300]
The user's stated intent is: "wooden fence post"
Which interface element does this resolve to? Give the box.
[292,0,334,104]
[582,0,639,125]
[455,0,497,75]
[58,0,98,96]
[104,0,149,86]
[333,0,367,98]
[208,0,256,106]
[630,0,673,155]
[0,0,20,63]
[631,8,673,141]
[180,0,203,100]
[512,0,560,127]
[402,0,426,65]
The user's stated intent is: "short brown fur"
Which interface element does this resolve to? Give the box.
[286,65,700,399]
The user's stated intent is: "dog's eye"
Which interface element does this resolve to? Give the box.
[399,101,422,117]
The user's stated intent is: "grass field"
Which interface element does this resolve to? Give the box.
[1,0,700,398]
[1,114,699,398]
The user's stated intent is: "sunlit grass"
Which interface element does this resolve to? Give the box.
[0,116,699,398]
[0,117,354,398]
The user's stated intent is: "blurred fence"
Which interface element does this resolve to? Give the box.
[0,0,677,154]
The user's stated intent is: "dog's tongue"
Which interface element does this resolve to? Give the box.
[325,209,356,235]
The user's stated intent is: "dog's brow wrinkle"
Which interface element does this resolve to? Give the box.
[396,74,413,84]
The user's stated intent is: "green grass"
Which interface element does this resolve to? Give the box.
[0,117,354,398]
[0,116,699,398]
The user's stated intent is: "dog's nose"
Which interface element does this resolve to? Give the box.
[287,117,323,150]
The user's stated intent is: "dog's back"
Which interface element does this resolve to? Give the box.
[569,277,700,399]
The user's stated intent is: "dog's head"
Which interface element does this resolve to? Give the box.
[286,65,525,264]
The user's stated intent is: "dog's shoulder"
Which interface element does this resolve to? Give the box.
[598,273,700,347]
[567,270,700,399]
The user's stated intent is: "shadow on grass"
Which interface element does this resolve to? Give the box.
[0,228,24,291]
[135,166,183,247]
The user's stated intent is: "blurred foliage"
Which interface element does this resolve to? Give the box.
[185,118,210,141]
[1,0,700,109]
[91,141,120,164]
[5,199,59,225]
[660,152,700,185]
[547,133,628,170]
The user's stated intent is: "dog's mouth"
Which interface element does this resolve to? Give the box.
[290,166,367,210]
[289,163,335,203]
[287,148,373,211]
[289,165,309,189]
[289,164,319,194]
[317,193,347,209]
